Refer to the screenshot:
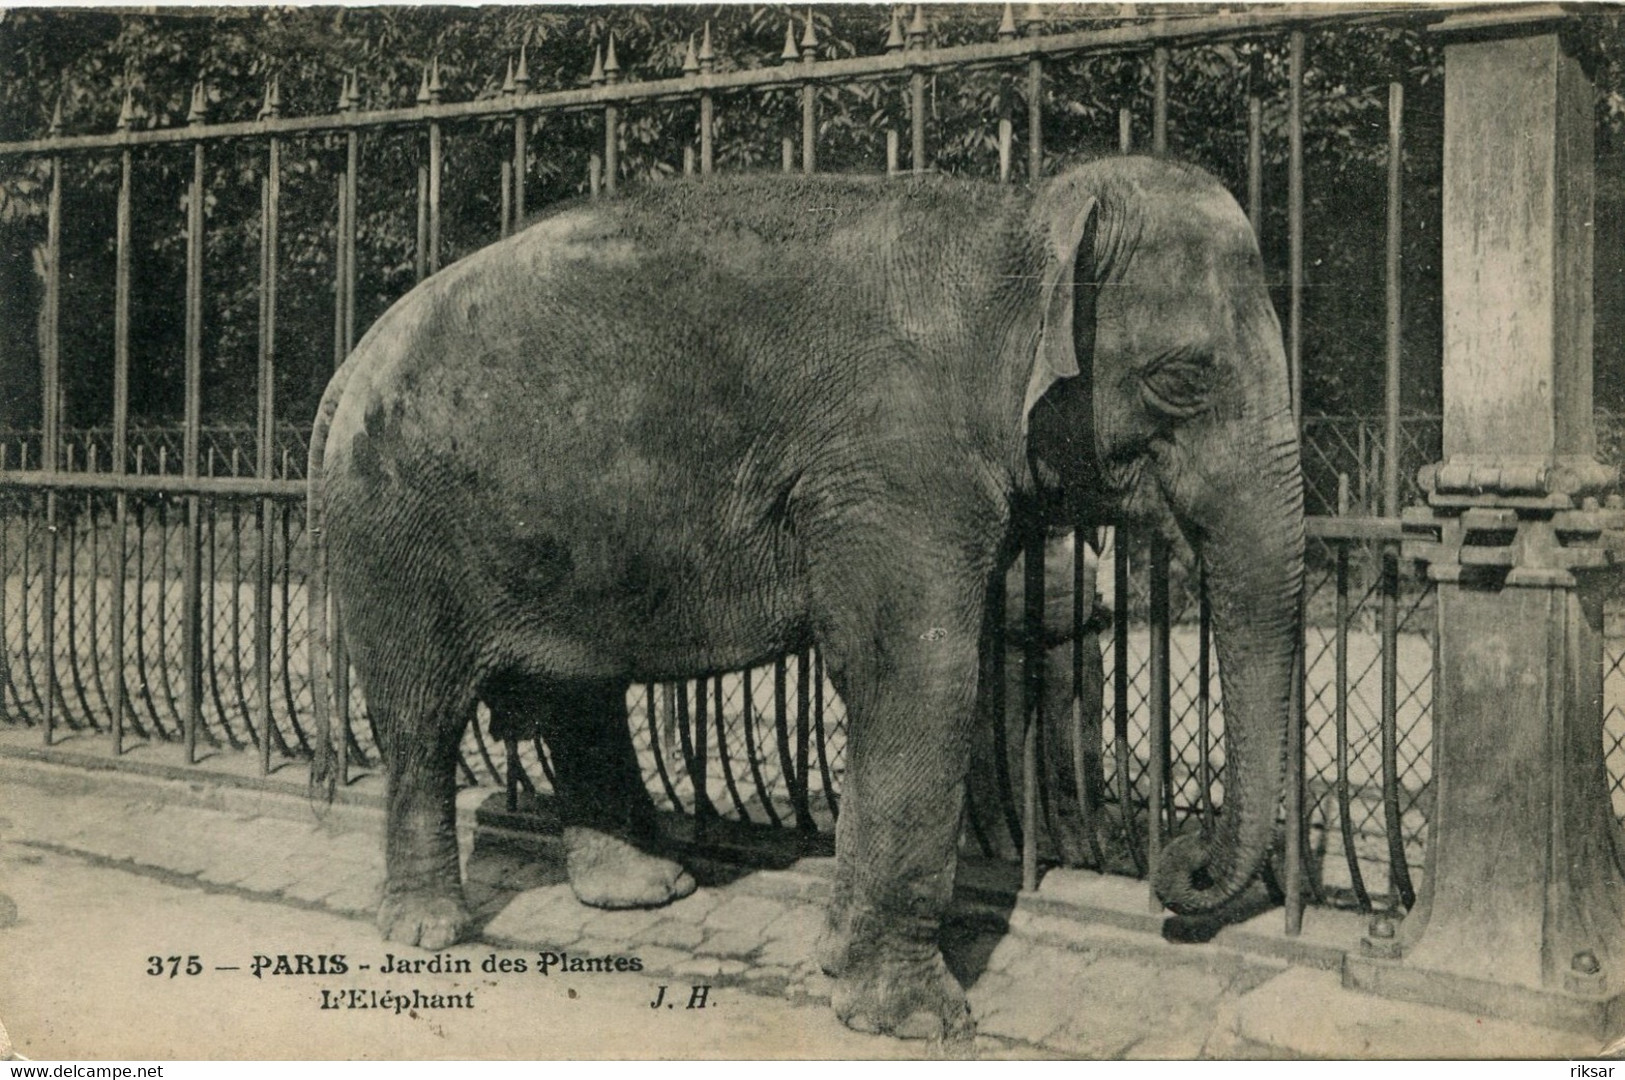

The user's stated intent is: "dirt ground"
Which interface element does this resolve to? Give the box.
[0,846,926,1061]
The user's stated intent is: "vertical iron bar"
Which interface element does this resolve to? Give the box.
[204,455,234,746]
[1148,533,1170,909]
[428,120,442,273]
[990,567,1022,851]
[1152,45,1169,153]
[112,137,132,755]
[0,458,13,723]
[741,669,781,826]
[226,464,256,749]
[1285,614,1306,934]
[1381,67,1415,912]
[1112,530,1142,874]
[1027,54,1043,180]
[334,112,359,780]
[795,649,813,833]
[1288,29,1304,427]
[699,24,716,179]
[692,679,710,841]
[910,70,926,175]
[514,114,527,223]
[712,675,749,822]
[505,733,519,812]
[1118,58,1134,155]
[1335,538,1370,909]
[908,9,928,176]
[700,92,715,176]
[500,151,512,238]
[647,683,684,813]
[604,104,619,195]
[813,649,837,821]
[1022,529,1045,893]
[415,154,429,282]
[774,656,795,827]
[801,46,817,175]
[1248,49,1264,229]
[257,126,280,774]
[63,445,89,728]
[998,78,1013,183]
[41,139,61,746]
[278,478,305,753]
[19,487,45,723]
[182,135,205,765]
[132,455,163,738]
[1385,76,1403,507]
[1381,545,1413,909]
[1197,559,1214,830]
[1073,532,1106,869]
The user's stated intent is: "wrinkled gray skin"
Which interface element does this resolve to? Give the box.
[307,156,1304,1039]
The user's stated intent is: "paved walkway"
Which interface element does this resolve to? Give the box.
[0,740,1612,1060]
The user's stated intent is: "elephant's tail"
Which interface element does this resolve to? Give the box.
[306,359,359,804]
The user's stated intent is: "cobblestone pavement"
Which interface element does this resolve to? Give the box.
[0,749,1610,1060]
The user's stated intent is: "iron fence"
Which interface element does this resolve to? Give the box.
[5,3,1618,936]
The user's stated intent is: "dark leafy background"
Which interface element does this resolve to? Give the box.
[3,4,1624,438]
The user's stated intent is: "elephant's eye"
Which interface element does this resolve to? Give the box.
[1140,357,1215,419]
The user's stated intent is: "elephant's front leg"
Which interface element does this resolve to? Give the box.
[818,572,986,1040]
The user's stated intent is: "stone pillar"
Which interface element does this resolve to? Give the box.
[1345,14,1625,1038]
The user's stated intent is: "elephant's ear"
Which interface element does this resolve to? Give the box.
[1022,197,1100,423]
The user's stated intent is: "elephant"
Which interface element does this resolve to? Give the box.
[306,154,1304,1039]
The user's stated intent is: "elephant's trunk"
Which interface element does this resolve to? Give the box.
[1151,415,1304,915]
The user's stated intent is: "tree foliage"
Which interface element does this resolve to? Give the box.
[2,5,1623,436]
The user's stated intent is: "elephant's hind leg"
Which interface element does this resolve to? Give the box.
[372,686,479,951]
[488,677,696,910]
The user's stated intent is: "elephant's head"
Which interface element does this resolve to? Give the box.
[1022,156,1304,914]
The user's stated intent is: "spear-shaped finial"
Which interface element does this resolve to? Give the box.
[998,2,1019,39]
[1023,3,1043,33]
[427,57,443,102]
[604,32,621,82]
[348,71,362,110]
[698,22,716,72]
[187,81,207,125]
[417,63,432,105]
[589,44,605,85]
[515,44,530,93]
[801,9,819,56]
[780,20,799,62]
[885,7,906,51]
[908,4,928,47]
[682,33,700,76]
[502,57,516,95]
[118,86,136,131]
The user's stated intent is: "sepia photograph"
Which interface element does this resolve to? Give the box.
[1,0,1624,1062]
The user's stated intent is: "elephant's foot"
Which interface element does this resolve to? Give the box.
[564,826,696,909]
[378,890,472,950]
[832,949,974,1040]
[816,903,857,976]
